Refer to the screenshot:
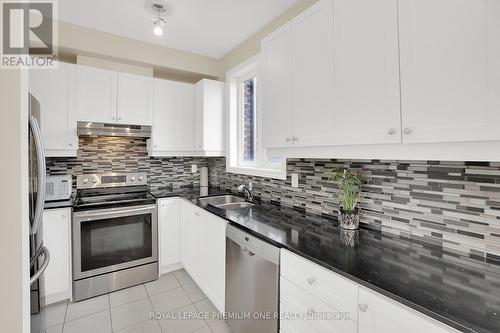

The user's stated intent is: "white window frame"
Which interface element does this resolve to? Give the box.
[226,54,286,180]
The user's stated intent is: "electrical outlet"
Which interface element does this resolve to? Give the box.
[291,173,299,188]
[191,164,197,173]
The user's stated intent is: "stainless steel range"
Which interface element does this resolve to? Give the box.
[72,173,158,301]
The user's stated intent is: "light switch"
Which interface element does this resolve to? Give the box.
[291,173,299,188]
[191,164,197,173]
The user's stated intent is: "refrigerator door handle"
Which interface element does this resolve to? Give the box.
[29,115,46,235]
[29,245,50,285]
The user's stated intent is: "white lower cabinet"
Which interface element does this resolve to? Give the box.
[280,249,358,333]
[280,249,458,333]
[158,198,182,274]
[180,200,227,312]
[358,287,458,333]
[41,208,72,305]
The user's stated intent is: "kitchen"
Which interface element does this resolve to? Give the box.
[2,0,500,333]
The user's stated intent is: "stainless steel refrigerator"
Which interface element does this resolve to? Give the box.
[28,93,50,314]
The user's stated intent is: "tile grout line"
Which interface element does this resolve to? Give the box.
[61,300,69,333]
[144,281,164,333]
[108,294,113,333]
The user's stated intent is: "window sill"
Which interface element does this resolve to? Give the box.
[226,165,287,180]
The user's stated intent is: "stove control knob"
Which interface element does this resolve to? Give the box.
[138,176,144,181]
[92,178,98,184]
[82,178,89,184]
[131,176,136,181]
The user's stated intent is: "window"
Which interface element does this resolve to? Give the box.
[239,75,257,163]
[226,54,286,179]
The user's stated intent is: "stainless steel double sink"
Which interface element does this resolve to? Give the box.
[198,195,255,210]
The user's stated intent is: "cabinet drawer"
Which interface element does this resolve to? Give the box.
[280,277,357,333]
[280,249,358,322]
[280,302,318,333]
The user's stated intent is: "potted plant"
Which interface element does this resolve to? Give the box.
[330,168,365,230]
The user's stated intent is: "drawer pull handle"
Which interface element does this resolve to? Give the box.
[359,303,368,312]
[307,277,315,285]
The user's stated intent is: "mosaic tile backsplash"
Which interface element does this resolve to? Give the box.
[46,136,209,189]
[208,157,500,260]
[46,136,500,259]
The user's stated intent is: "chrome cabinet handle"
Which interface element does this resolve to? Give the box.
[359,304,368,312]
[388,128,396,135]
[403,127,412,135]
[111,116,116,120]
[285,137,291,142]
[292,137,298,142]
[307,277,315,285]
[118,117,122,121]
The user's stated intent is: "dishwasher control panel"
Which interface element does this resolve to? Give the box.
[226,225,280,265]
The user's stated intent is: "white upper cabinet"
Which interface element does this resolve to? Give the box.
[194,79,225,155]
[77,65,153,126]
[29,61,78,157]
[398,0,500,143]
[77,65,118,123]
[261,0,336,149]
[291,0,335,147]
[332,0,402,145]
[117,72,153,126]
[150,79,195,155]
[261,25,293,149]
[358,287,458,333]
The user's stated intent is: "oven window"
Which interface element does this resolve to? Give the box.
[80,214,153,272]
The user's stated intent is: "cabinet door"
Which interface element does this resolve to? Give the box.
[261,25,293,149]
[332,0,401,145]
[151,79,195,154]
[180,200,201,278]
[194,79,225,154]
[41,208,71,304]
[358,287,457,333]
[29,61,78,156]
[158,198,180,273]
[399,0,500,143]
[76,65,118,123]
[291,0,335,147]
[117,72,153,126]
[199,209,227,312]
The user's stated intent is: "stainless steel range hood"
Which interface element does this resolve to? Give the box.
[77,122,151,138]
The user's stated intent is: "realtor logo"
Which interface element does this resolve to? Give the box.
[1,0,58,68]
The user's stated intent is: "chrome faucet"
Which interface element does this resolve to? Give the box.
[238,182,254,201]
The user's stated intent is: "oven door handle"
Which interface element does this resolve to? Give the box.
[74,205,156,219]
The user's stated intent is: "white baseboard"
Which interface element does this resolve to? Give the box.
[160,262,183,275]
[42,290,71,306]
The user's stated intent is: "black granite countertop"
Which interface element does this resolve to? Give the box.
[152,186,500,333]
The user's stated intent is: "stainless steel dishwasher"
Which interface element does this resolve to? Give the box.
[225,224,280,333]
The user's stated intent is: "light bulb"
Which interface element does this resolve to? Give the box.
[153,25,163,36]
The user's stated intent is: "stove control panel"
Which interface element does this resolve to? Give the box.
[77,173,148,189]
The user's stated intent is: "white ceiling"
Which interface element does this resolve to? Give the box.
[59,0,298,59]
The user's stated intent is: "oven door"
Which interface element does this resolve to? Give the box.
[73,204,158,280]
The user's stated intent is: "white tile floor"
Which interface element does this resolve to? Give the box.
[32,269,233,333]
